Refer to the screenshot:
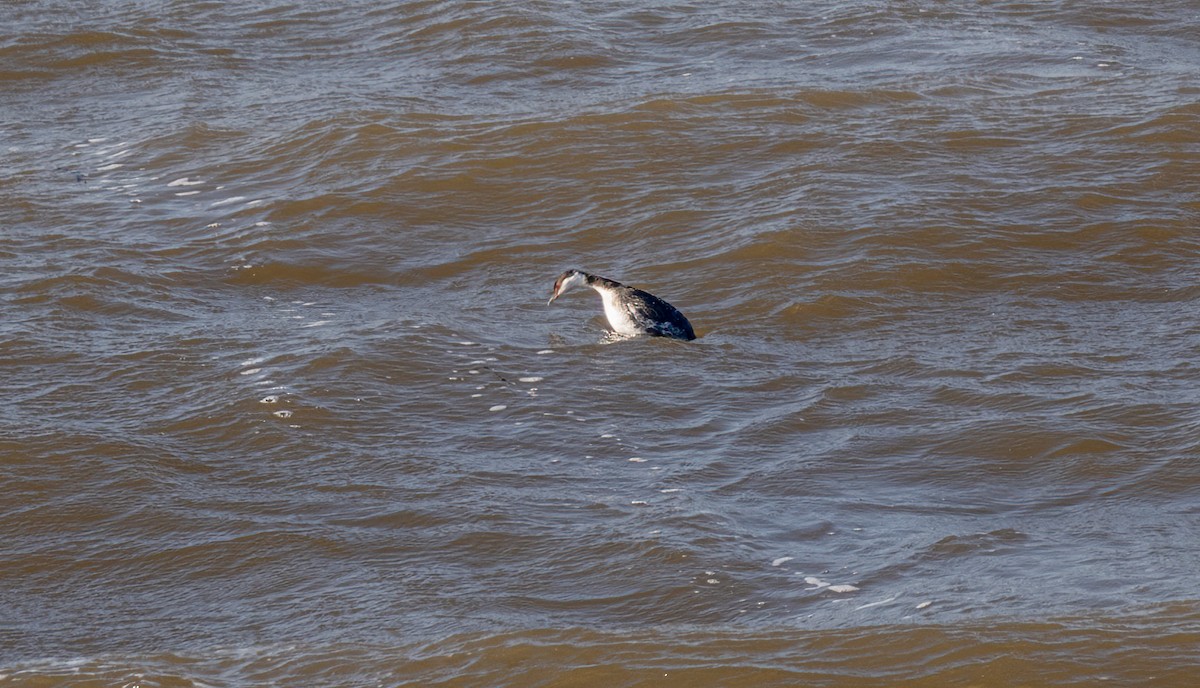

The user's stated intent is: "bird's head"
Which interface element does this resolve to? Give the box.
[547,269,587,305]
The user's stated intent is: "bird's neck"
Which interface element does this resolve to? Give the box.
[584,273,624,291]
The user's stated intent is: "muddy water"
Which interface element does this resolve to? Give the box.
[2,1,1199,685]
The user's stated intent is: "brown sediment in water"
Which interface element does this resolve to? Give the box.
[2,1,1198,684]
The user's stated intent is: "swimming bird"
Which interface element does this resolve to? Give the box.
[547,269,696,341]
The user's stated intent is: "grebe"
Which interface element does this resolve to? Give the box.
[547,269,696,341]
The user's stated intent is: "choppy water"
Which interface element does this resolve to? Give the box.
[3,1,1199,685]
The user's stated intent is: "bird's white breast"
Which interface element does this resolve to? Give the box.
[595,287,641,335]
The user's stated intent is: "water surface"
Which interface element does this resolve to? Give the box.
[2,1,1199,685]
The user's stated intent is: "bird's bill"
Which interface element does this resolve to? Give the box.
[547,277,566,304]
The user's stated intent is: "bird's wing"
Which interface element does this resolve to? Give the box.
[623,288,695,339]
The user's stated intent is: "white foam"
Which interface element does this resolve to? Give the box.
[300,320,330,328]
[628,457,646,463]
[240,368,262,375]
[804,577,830,589]
[210,196,246,207]
[829,584,860,594]
[631,500,648,505]
[518,376,543,383]
[771,557,793,567]
[259,395,279,404]
[175,191,200,196]
[168,177,203,187]
[659,488,681,493]
[916,600,933,609]
[97,163,123,171]
[489,404,507,412]
[536,349,553,355]
[273,410,292,419]
[854,597,894,612]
